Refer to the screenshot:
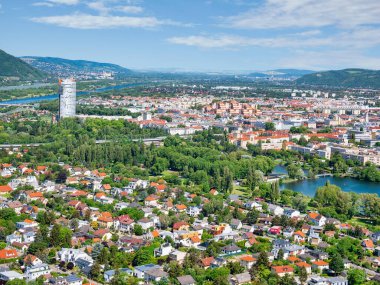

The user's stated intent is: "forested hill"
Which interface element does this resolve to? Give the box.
[296,68,380,89]
[0,49,47,82]
[20,56,132,76]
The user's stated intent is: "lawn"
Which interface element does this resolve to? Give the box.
[232,185,251,198]
[347,217,380,232]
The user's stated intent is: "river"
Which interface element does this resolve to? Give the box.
[272,165,380,197]
[0,82,145,105]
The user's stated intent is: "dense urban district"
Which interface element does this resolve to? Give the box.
[0,74,380,285]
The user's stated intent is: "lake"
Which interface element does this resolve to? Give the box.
[273,165,379,197]
[0,82,145,105]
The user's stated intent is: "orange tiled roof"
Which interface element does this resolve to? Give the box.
[312,260,328,266]
[0,249,18,259]
[0,185,12,193]
[240,255,256,262]
[296,261,311,268]
[272,265,294,274]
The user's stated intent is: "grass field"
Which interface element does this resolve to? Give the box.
[347,217,380,232]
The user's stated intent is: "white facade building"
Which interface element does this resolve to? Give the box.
[59,78,76,119]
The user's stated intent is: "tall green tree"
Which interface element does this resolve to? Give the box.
[329,253,344,275]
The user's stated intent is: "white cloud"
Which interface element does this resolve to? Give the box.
[87,1,109,14]
[223,0,380,29]
[31,13,183,29]
[33,0,80,6]
[33,2,55,7]
[48,0,80,4]
[168,34,333,49]
[168,27,380,50]
[86,1,143,14]
[279,50,380,70]
[119,5,143,14]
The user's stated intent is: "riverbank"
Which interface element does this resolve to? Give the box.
[0,82,146,105]
[273,165,379,197]
[280,175,380,196]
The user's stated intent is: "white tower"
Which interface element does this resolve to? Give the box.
[59,78,76,119]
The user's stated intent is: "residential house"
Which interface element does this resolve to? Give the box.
[284,208,300,219]
[154,243,173,257]
[0,271,24,282]
[104,268,132,283]
[144,268,168,283]
[133,264,161,279]
[239,255,256,269]
[312,260,329,272]
[271,265,294,277]
[296,261,312,274]
[177,275,196,285]
[0,249,18,260]
[229,272,251,285]
[25,263,50,281]
[308,212,326,227]
[221,244,241,255]
[268,204,284,216]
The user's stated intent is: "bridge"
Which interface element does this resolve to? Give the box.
[315,173,333,178]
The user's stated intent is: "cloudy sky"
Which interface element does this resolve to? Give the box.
[1,0,380,71]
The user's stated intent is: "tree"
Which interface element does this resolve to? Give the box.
[256,252,269,267]
[269,180,280,203]
[245,209,259,225]
[347,269,366,285]
[222,167,233,193]
[50,224,61,247]
[265,122,276,131]
[90,262,101,278]
[286,164,304,179]
[132,248,155,266]
[277,249,284,260]
[133,224,143,236]
[329,253,344,275]
[247,168,264,192]
[299,266,308,285]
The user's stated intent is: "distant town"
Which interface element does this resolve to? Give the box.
[0,70,379,285]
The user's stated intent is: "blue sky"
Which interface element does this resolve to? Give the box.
[1,0,380,71]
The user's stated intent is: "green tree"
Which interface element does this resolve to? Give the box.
[265,122,276,131]
[256,252,269,267]
[347,269,366,285]
[133,224,143,236]
[329,253,344,275]
[50,224,61,247]
[286,164,304,179]
[90,262,101,278]
[299,266,308,285]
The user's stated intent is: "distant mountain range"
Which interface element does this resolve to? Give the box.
[0,49,48,82]
[296,69,380,89]
[20,56,133,77]
[248,69,315,79]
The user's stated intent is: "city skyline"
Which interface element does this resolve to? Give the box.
[1,0,380,71]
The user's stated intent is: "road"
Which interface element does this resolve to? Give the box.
[348,263,378,277]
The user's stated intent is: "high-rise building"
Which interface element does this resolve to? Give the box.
[58,78,76,119]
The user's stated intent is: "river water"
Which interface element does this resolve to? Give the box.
[273,165,379,197]
[1,82,144,104]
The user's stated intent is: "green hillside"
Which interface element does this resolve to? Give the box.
[20,56,132,76]
[296,69,380,89]
[0,49,47,82]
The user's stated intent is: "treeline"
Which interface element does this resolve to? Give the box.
[0,117,167,144]
[38,101,140,118]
